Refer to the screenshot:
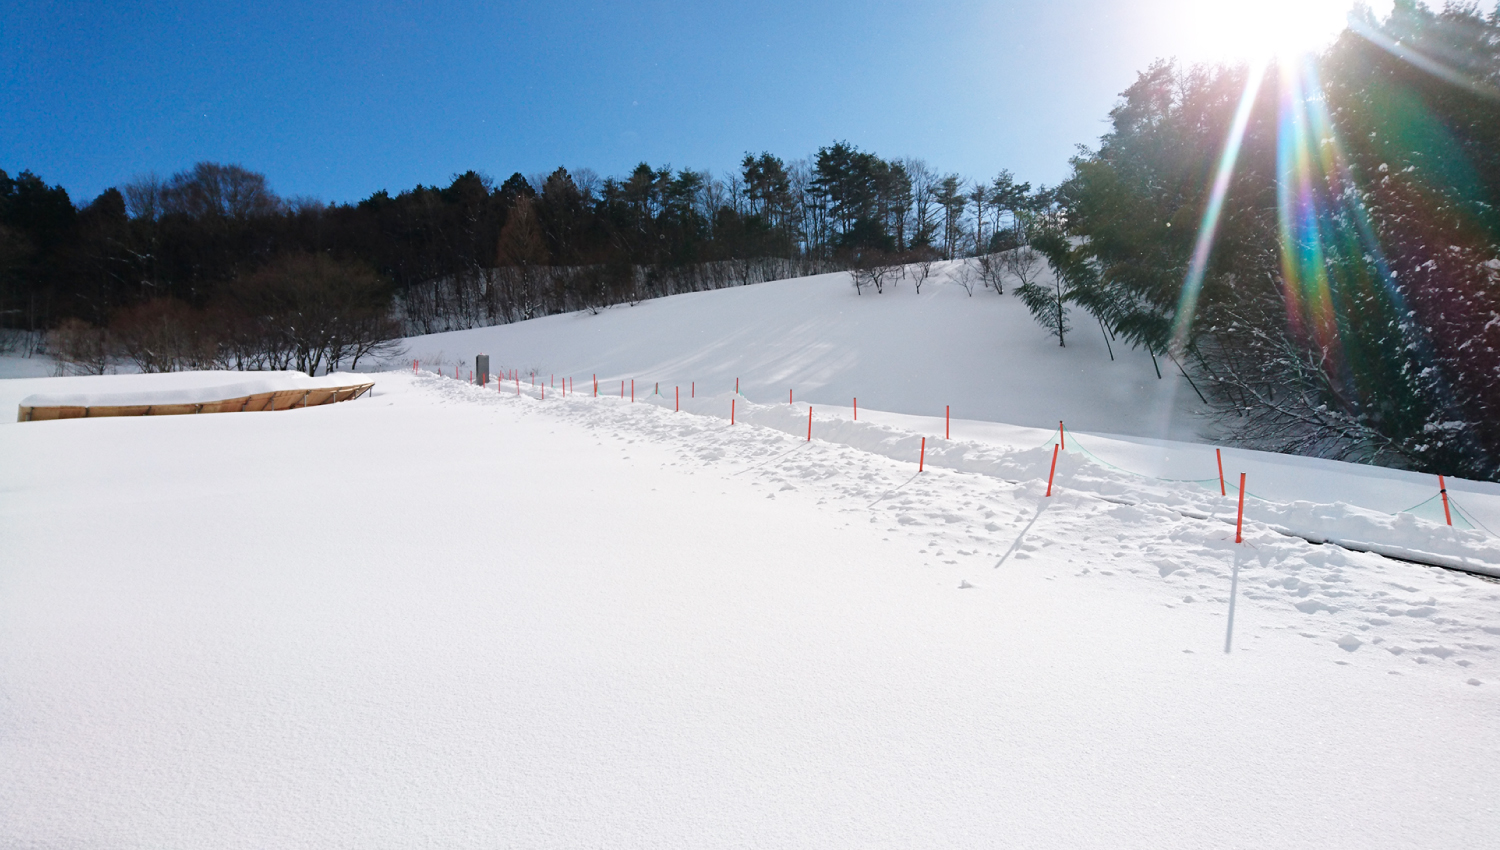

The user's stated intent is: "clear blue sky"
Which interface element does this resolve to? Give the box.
[2,0,1294,204]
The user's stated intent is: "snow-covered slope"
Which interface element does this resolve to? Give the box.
[2,369,1496,848]
[402,265,1205,441]
[393,266,1500,562]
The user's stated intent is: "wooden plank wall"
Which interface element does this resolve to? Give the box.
[18,383,374,422]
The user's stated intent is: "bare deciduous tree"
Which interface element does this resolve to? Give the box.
[907,249,939,294]
[110,298,216,372]
[951,259,980,296]
[1001,243,1044,291]
[975,253,1005,294]
[47,318,110,374]
[162,162,284,220]
[231,253,399,375]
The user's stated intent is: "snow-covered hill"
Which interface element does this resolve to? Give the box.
[401,264,1205,441]
[392,264,1500,565]
[4,267,1500,847]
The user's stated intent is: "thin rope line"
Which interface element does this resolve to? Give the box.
[1447,496,1495,536]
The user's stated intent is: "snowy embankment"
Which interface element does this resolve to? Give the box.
[2,368,1497,848]
[397,266,1500,572]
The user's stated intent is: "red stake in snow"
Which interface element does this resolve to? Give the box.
[1439,475,1453,526]
[675,386,679,412]
[789,389,793,405]
[1216,448,1226,496]
[946,405,950,440]
[1059,420,1065,450]
[1235,473,1247,543]
[1046,444,1059,497]
[853,397,857,420]
[807,406,812,441]
[731,398,736,425]
[691,381,695,398]
[919,437,926,472]
[631,379,634,403]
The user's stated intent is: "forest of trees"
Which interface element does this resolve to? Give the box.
[0,144,1037,373]
[1033,1,1500,479]
[4,1,1498,480]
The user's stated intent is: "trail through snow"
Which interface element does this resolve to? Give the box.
[439,371,1500,683]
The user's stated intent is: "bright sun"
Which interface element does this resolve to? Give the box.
[1183,0,1390,62]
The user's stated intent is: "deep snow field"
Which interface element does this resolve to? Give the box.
[3,268,1500,848]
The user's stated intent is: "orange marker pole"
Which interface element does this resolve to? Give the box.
[1060,421,1065,450]
[1439,475,1453,526]
[946,405,950,440]
[675,386,679,412]
[807,406,812,441]
[853,397,857,420]
[731,398,736,425]
[1235,473,1247,543]
[1046,444,1059,496]
[919,437,926,472]
[1216,448,1226,496]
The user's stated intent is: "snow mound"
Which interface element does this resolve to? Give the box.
[4,371,369,416]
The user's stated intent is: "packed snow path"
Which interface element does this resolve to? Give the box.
[2,370,1497,849]
[455,371,1500,676]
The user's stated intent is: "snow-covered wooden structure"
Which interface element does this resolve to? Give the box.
[17,382,374,422]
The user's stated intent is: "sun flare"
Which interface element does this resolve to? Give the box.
[1184,0,1389,61]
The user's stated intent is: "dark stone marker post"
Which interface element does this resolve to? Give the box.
[476,354,490,386]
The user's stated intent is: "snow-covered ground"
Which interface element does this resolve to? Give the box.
[3,366,1499,848]
[400,266,1207,441]
[4,270,1499,847]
